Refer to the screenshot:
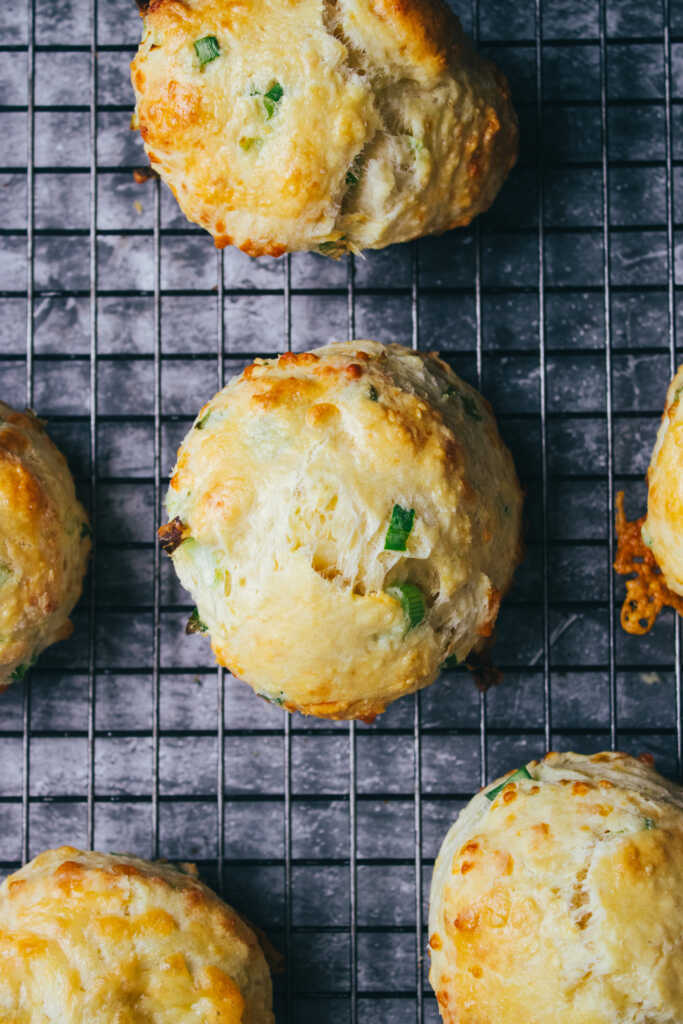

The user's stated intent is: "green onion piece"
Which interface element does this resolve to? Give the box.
[346,169,359,186]
[643,817,656,830]
[11,660,34,682]
[80,521,92,540]
[384,504,415,552]
[641,525,653,548]
[445,386,482,421]
[368,385,379,401]
[675,384,683,403]
[195,410,211,430]
[316,237,348,258]
[441,653,460,671]
[239,136,262,152]
[186,608,208,634]
[262,82,283,119]
[461,393,482,420]
[485,765,532,802]
[264,81,283,103]
[0,562,12,587]
[194,35,220,66]
[258,691,286,706]
[386,582,425,630]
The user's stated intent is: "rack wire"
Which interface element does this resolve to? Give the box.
[1,1,682,1021]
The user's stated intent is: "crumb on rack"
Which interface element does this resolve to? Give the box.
[133,166,158,184]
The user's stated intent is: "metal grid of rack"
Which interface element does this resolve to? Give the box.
[1,0,682,1021]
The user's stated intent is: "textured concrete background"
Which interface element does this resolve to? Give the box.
[1,0,683,1021]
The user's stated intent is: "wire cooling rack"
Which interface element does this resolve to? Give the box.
[1,0,682,1021]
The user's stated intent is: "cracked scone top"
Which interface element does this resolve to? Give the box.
[0,403,90,690]
[130,0,517,257]
[0,847,274,1024]
[160,341,523,720]
[428,751,683,1024]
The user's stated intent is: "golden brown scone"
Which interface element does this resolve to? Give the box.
[0,847,274,1024]
[428,751,683,1024]
[0,404,90,690]
[614,366,683,634]
[130,0,517,257]
[159,341,523,720]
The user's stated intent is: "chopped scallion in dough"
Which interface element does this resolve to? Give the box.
[386,582,425,630]
[485,765,532,801]
[239,136,262,152]
[186,608,208,634]
[194,35,220,66]
[384,504,415,551]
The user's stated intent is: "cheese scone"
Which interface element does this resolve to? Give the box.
[130,0,517,257]
[0,847,274,1024]
[428,751,683,1024]
[614,366,683,633]
[159,341,523,720]
[0,404,90,690]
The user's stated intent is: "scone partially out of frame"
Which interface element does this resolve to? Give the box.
[615,366,683,633]
[159,341,523,720]
[130,0,517,257]
[428,751,683,1024]
[0,403,90,690]
[0,847,274,1024]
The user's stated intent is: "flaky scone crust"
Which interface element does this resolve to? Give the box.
[643,366,683,595]
[0,847,274,1024]
[428,751,683,1024]
[161,341,523,720]
[0,404,90,689]
[130,0,517,256]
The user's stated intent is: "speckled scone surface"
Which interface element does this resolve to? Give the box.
[428,751,683,1024]
[0,847,274,1024]
[644,366,683,595]
[0,403,90,689]
[160,340,523,720]
[130,0,517,256]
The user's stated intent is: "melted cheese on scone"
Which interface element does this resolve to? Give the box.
[0,404,90,689]
[0,848,273,1024]
[644,365,683,595]
[429,751,683,1024]
[130,0,517,256]
[160,341,523,720]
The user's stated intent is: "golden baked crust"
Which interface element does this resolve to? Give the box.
[0,404,90,689]
[614,367,683,634]
[0,847,274,1024]
[130,0,517,256]
[428,751,683,1024]
[160,340,523,720]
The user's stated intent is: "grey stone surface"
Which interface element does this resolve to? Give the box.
[0,1,682,1020]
